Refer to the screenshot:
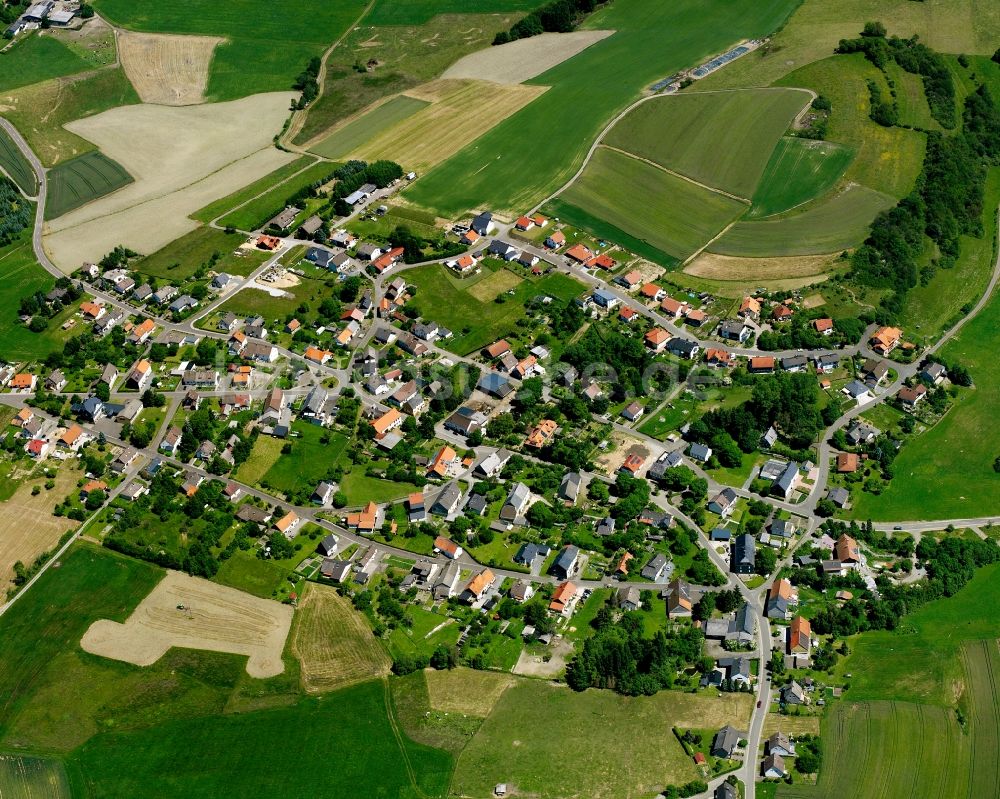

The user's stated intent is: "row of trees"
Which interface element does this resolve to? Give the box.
[492,0,604,45]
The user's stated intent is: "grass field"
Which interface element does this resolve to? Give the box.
[213,277,330,324]
[453,680,753,799]
[291,583,391,693]
[234,436,285,486]
[604,89,809,198]
[885,61,940,131]
[403,0,801,216]
[962,639,1000,796]
[709,184,894,257]
[213,551,289,599]
[65,680,453,798]
[45,151,133,220]
[217,161,336,231]
[0,754,70,799]
[749,138,854,218]
[0,33,91,93]
[261,424,347,496]
[406,264,584,354]
[776,54,926,201]
[94,0,370,101]
[310,96,431,160]
[189,155,315,224]
[133,226,269,280]
[0,128,38,197]
[0,68,140,168]
[339,469,420,506]
[365,0,543,25]
[777,700,970,799]
[559,147,747,262]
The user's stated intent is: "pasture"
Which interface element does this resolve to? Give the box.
[94,0,370,101]
[0,33,90,93]
[708,184,894,257]
[65,681,453,798]
[604,89,809,198]
[43,93,296,271]
[133,226,269,281]
[349,79,547,175]
[212,276,329,325]
[424,668,515,717]
[189,156,315,224]
[453,680,753,799]
[405,263,584,354]
[291,583,391,693]
[0,128,38,196]
[44,151,132,220]
[218,161,336,231]
[310,96,431,160]
[559,146,747,262]
[0,68,140,168]
[749,138,854,218]
[776,700,970,799]
[0,754,70,799]
[403,0,800,216]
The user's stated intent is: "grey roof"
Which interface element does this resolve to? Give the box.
[500,482,531,520]
[845,380,870,398]
[303,386,328,414]
[732,533,755,571]
[317,534,338,555]
[710,526,732,541]
[559,471,582,500]
[720,319,747,338]
[766,594,788,619]
[431,481,463,515]
[774,461,799,496]
[827,487,850,506]
[641,552,669,580]
[688,442,712,462]
[761,426,778,447]
[781,355,808,370]
[711,725,743,757]
[596,516,616,536]
[552,545,579,576]
[667,337,699,358]
[478,372,514,397]
[514,542,550,565]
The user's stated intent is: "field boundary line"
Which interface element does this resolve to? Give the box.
[683,218,741,266]
[382,678,431,799]
[598,144,751,203]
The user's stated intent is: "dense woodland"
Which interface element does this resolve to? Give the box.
[0,177,31,246]
[493,0,607,44]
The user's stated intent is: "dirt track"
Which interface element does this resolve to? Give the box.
[81,570,293,678]
[118,30,222,106]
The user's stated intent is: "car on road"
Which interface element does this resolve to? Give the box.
[756,700,761,708]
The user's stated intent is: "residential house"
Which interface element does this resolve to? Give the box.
[427,445,459,478]
[920,362,947,385]
[475,448,512,479]
[471,211,495,235]
[461,569,497,605]
[870,326,902,355]
[129,318,156,344]
[665,578,692,618]
[645,327,670,352]
[660,296,687,318]
[371,407,404,439]
[781,355,808,373]
[509,580,534,603]
[641,283,666,302]
[711,726,743,759]
[549,581,578,614]
[705,348,733,368]
[788,615,811,655]
[431,481,463,517]
[499,482,531,522]
[667,337,700,360]
[478,372,514,399]
[781,680,806,705]
[641,553,670,582]
[772,461,800,500]
[762,754,787,779]
[737,296,761,321]
[544,230,566,249]
[749,356,775,374]
[159,426,182,455]
[513,542,550,571]
[835,533,860,564]
[407,492,426,523]
[311,481,336,506]
[591,288,619,309]
[731,534,755,574]
[621,401,644,422]
[719,319,751,343]
[687,442,712,463]
[766,733,796,758]
[708,487,738,516]
[826,486,850,508]
[765,578,797,619]
[843,380,871,403]
[274,511,300,538]
[617,585,641,611]
[525,419,557,449]
[551,545,580,580]
[897,384,927,408]
[346,502,380,534]
[813,318,834,336]
[433,535,463,560]
[558,472,582,504]
[444,405,486,437]
[433,562,461,600]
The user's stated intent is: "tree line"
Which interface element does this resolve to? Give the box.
[492,0,606,45]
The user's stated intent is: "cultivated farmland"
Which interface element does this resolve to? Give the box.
[559,146,747,263]
[117,30,222,106]
[0,128,38,196]
[777,700,970,799]
[404,0,801,216]
[0,754,69,799]
[44,151,133,220]
[749,138,854,218]
[94,0,370,101]
[604,88,810,198]
[453,680,753,799]
[291,583,391,693]
[42,93,296,270]
[708,184,894,257]
[310,96,431,160]
[962,639,1000,796]
[217,161,336,231]
[348,79,548,175]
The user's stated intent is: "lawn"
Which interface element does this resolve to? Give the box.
[0,33,90,93]
[0,67,140,168]
[709,184,895,257]
[218,161,337,231]
[65,681,453,798]
[748,137,854,218]
[0,127,38,196]
[45,151,133,220]
[310,96,431,160]
[213,274,335,325]
[189,155,316,224]
[133,226,269,280]
[339,469,420,506]
[94,0,370,101]
[558,147,747,262]
[261,423,347,497]
[452,680,753,799]
[213,550,289,599]
[407,264,584,355]
[604,88,810,198]
[403,0,801,216]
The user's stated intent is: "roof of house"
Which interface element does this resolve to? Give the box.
[465,569,495,598]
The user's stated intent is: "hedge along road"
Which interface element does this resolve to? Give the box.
[403,0,802,216]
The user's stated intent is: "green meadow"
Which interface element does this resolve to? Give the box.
[94,0,370,100]
[604,88,810,198]
[218,161,336,231]
[0,33,91,92]
[559,147,747,262]
[404,0,801,215]
[749,138,854,218]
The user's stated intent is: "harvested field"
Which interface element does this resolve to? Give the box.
[424,668,514,716]
[117,30,222,106]
[42,92,296,271]
[81,570,293,678]
[291,583,390,693]
[351,79,547,174]
[442,30,614,84]
[685,252,841,281]
[0,466,78,592]
[309,96,430,160]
